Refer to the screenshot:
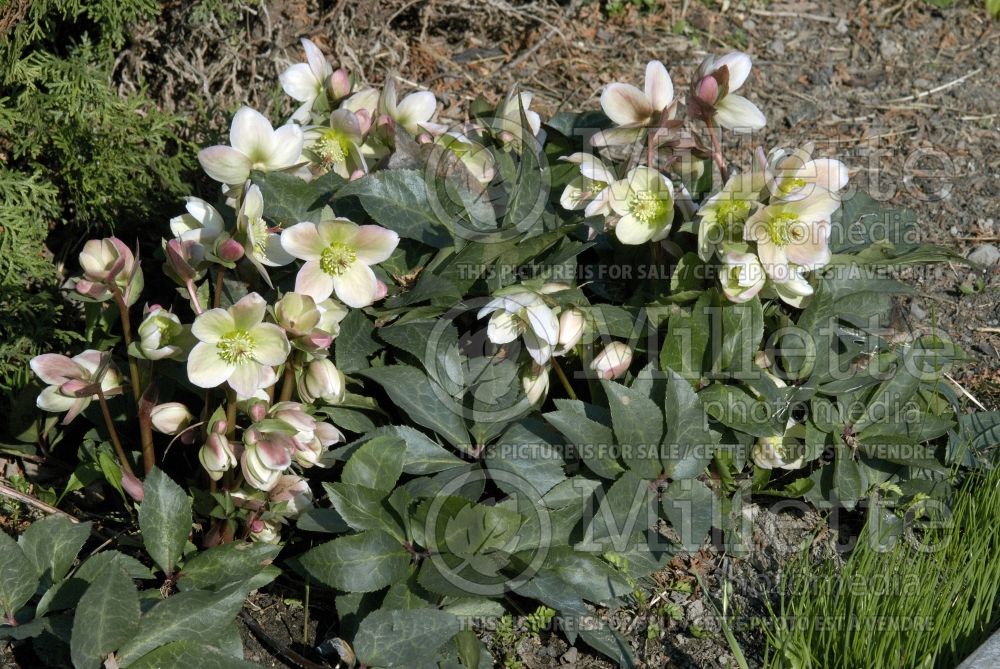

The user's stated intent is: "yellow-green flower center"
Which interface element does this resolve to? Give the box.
[249,218,269,256]
[218,329,256,364]
[629,191,667,225]
[715,198,753,231]
[766,212,806,247]
[778,177,807,195]
[315,131,349,166]
[320,243,357,276]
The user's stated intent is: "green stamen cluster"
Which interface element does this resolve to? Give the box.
[315,132,348,165]
[217,329,256,364]
[320,243,357,276]
[766,212,804,247]
[715,198,753,231]
[629,191,667,225]
[778,176,807,195]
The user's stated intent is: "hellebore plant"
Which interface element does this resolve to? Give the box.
[22,45,980,669]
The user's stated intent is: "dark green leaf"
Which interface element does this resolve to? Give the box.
[128,640,259,669]
[342,435,406,491]
[177,543,280,591]
[360,365,469,449]
[299,530,410,593]
[603,380,664,479]
[139,468,192,577]
[333,170,452,247]
[0,530,37,620]
[17,516,91,585]
[353,608,460,668]
[324,482,405,540]
[662,479,717,550]
[335,309,380,373]
[70,567,139,669]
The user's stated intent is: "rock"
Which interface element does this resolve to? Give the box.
[770,39,785,56]
[560,647,579,665]
[879,37,901,59]
[742,19,756,30]
[835,18,849,34]
[910,302,928,322]
[968,244,1000,266]
[975,342,998,358]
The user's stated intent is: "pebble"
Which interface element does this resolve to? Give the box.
[910,302,928,322]
[770,39,785,56]
[560,647,579,665]
[742,19,756,30]
[950,225,960,237]
[968,244,1000,266]
[835,18,849,34]
[879,37,901,59]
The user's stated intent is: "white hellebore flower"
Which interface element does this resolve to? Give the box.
[498,91,542,147]
[135,306,190,361]
[752,420,806,470]
[767,145,850,202]
[198,107,304,185]
[280,38,334,122]
[719,251,766,304]
[608,167,675,245]
[381,79,444,136]
[593,60,674,147]
[30,351,122,425]
[270,475,314,518]
[744,189,839,283]
[478,291,559,366]
[281,217,399,308]
[696,171,762,261]
[437,132,496,185]
[187,293,291,397]
[556,308,586,354]
[238,184,294,284]
[169,197,225,245]
[559,153,615,218]
[305,109,367,178]
[693,52,766,132]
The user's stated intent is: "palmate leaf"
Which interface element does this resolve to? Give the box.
[70,567,140,669]
[341,435,406,492]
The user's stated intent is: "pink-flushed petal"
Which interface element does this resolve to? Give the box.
[230,293,267,331]
[259,233,295,267]
[756,242,789,281]
[192,308,236,343]
[317,219,359,246]
[396,91,437,129]
[302,38,332,81]
[282,223,325,261]
[256,439,293,470]
[332,261,378,308]
[31,354,83,385]
[228,362,267,397]
[644,60,674,112]
[713,52,753,91]
[785,222,832,269]
[806,158,849,193]
[353,225,399,265]
[72,350,106,377]
[198,145,251,184]
[37,385,77,413]
[266,124,305,171]
[280,63,319,102]
[62,398,91,425]
[252,323,291,366]
[187,342,234,389]
[589,126,644,148]
[600,83,652,126]
[715,95,766,132]
[295,260,336,302]
[230,107,274,158]
[315,421,345,446]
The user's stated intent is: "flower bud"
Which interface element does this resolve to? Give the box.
[77,238,143,305]
[719,251,766,304]
[374,279,388,301]
[521,365,550,406]
[136,307,189,360]
[557,309,585,352]
[216,237,245,263]
[199,433,237,481]
[298,359,346,404]
[150,402,194,435]
[241,437,293,491]
[122,471,145,503]
[590,342,633,380]
[328,68,352,100]
[294,421,344,468]
[695,76,720,105]
[275,292,321,336]
[248,401,268,423]
[249,518,281,544]
[270,475,314,518]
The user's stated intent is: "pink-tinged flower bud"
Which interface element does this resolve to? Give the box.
[165,238,200,284]
[216,237,245,263]
[31,350,123,424]
[354,109,372,135]
[270,402,316,434]
[212,419,228,435]
[374,280,388,301]
[150,402,194,435]
[590,342,633,380]
[275,292,321,336]
[297,359,346,404]
[269,475,314,518]
[294,421,344,468]
[695,76,720,105]
[557,309,585,353]
[122,471,145,502]
[248,401,268,423]
[349,169,366,182]
[521,365,550,406]
[417,132,433,145]
[241,436,293,491]
[302,331,334,351]
[199,433,237,481]
[79,238,132,283]
[328,68,352,99]
[59,378,96,397]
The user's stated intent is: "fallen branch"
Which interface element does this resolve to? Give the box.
[0,481,79,523]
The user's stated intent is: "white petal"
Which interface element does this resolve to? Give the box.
[282,223,325,260]
[280,63,319,102]
[31,354,83,385]
[230,107,274,157]
[715,95,766,132]
[525,302,559,346]
[807,158,849,193]
[230,293,267,331]
[37,386,77,413]
[578,156,615,185]
[228,362,266,397]
[317,219,359,246]
[198,146,251,185]
[644,60,674,112]
[713,52,752,91]
[600,83,652,126]
[522,328,553,365]
[332,262,378,308]
[295,261,335,302]
[187,342,234,389]
[589,126,644,148]
[487,311,520,345]
[615,214,652,245]
[353,225,399,265]
[560,178,589,211]
[302,38,332,81]
[192,308,236,343]
[396,91,437,129]
[265,125,305,170]
[251,323,290,366]
[607,179,633,217]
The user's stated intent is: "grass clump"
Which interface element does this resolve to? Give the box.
[764,466,1000,668]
